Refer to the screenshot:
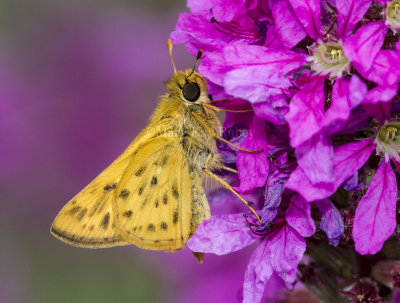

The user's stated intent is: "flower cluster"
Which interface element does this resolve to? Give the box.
[172,0,400,302]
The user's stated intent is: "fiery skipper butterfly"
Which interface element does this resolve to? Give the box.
[50,40,261,253]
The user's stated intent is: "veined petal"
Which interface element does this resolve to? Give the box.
[343,21,386,72]
[288,0,321,40]
[286,77,325,147]
[224,66,292,103]
[362,84,397,123]
[357,50,400,86]
[324,77,352,134]
[348,75,368,108]
[213,0,248,23]
[223,51,306,103]
[171,13,229,55]
[268,224,306,284]
[253,95,288,125]
[286,194,316,237]
[187,0,218,12]
[315,199,344,246]
[187,213,259,255]
[286,139,375,201]
[353,160,397,255]
[262,169,289,224]
[295,133,334,184]
[237,115,269,192]
[336,0,372,39]
[343,172,363,191]
[200,43,306,90]
[272,0,307,49]
[243,241,273,303]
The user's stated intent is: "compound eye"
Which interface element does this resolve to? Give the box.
[182,82,200,102]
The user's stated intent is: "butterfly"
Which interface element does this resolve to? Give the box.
[50,40,261,253]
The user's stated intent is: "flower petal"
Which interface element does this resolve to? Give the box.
[336,0,372,39]
[324,77,352,134]
[315,199,344,246]
[213,0,248,23]
[295,133,334,184]
[243,241,273,303]
[286,194,316,237]
[253,95,288,125]
[362,84,397,123]
[356,50,400,86]
[343,21,386,72]
[272,0,307,49]
[353,160,397,255]
[343,172,363,191]
[187,213,258,255]
[286,139,375,201]
[288,0,321,40]
[171,13,229,55]
[236,115,269,192]
[262,169,289,224]
[187,0,218,12]
[200,44,306,96]
[348,75,368,108]
[286,77,325,147]
[268,224,306,284]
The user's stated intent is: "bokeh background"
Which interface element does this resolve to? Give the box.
[0,1,285,302]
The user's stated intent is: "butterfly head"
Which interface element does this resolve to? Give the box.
[166,40,209,105]
[165,69,209,105]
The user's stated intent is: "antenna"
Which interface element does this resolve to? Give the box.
[186,49,203,79]
[167,39,177,74]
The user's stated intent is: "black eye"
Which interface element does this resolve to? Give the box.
[182,82,200,102]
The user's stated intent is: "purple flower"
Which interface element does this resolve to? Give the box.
[236,114,269,193]
[172,0,400,299]
[315,199,344,247]
[287,120,400,255]
[188,192,316,302]
[171,0,269,56]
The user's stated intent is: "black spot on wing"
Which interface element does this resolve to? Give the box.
[101,213,110,229]
[123,210,133,218]
[160,115,172,120]
[147,224,155,232]
[163,192,168,205]
[173,210,179,224]
[155,200,159,208]
[155,155,169,167]
[135,166,147,177]
[103,183,116,191]
[151,176,158,186]
[68,206,82,216]
[77,208,88,221]
[140,198,148,209]
[161,222,168,230]
[172,184,179,200]
[119,189,130,199]
[138,186,144,196]
[152,130,165,138]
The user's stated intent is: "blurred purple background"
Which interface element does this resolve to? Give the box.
[0,1,284,302]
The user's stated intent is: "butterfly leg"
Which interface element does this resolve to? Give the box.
[221,166,238,174]
[202,168,261,223]
[205,103,253,113]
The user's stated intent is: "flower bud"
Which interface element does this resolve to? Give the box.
[371,260,400,288]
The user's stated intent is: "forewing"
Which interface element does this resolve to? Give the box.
[114,136,210,252]
[50,140,139,248]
